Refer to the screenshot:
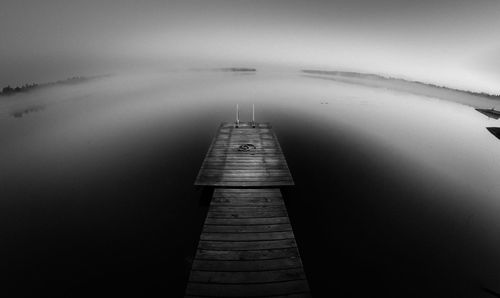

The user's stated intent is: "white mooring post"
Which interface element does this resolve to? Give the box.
[252,104,255,128]
[236,104,240,127]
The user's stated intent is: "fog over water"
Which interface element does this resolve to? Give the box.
[2,0,500,93]
[1,70,500,297]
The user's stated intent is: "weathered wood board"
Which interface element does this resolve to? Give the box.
[185,188,310,297]
[195,122,294,187]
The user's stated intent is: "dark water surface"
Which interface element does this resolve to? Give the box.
[1,71,500,297]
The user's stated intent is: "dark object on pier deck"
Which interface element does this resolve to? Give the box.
[487,127,500,140]
[476,108,500,119]
[185,188,310,298]
[195,122,294,187]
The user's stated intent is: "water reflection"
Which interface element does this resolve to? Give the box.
[1,70,500,297]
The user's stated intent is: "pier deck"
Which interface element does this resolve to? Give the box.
[185,188,310,297]
[187,122,309,297]
[195,122,294,187]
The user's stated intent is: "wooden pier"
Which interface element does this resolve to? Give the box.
[195,122,294,187]
[186,122,310,297]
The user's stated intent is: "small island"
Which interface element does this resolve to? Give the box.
[218,67,256,72]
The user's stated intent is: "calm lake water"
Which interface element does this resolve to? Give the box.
[1,70,500,297]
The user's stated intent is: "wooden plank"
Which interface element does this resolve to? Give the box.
[210,202,284,207]
[200,162,287,165]
[198,176,292,180]
[197,179,294,183]
[185,280,310,297]
[206,211,288,218]
[199,173,292,178]
[207,205,284,210]
[189,267,305,282]
[199,167,290,171]
[201,170,290,174]
[195,248,298,261]
[201,159,288,163]
[203,224,292,233]
[194,122,294,187]
[185,188,309,297]
[200,231,295,241]
[200,164,289,167]
[211,195,282,200]
[186,294,311,298]
[212,193,281,198]
[198,181,294,187]
[211,202,282,207]
[213,188,281,192]
[208,207,285,213]
[204,217,290,225]
[191,257,302,271]
[200,161,288,165]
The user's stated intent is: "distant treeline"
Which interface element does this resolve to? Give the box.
[1,83,39,95]
[1,75,108,96]
[302,70,500,99]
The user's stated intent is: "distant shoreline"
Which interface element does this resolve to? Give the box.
[217,67,256,72]
[1,74,110,97]
[302,69,500,99]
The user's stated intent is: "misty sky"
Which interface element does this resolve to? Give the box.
[1,0,500,93]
